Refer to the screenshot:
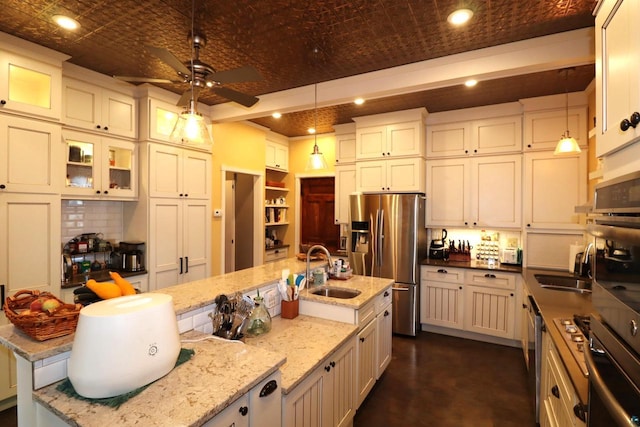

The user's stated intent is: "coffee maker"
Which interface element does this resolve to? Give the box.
[119,241,145,272]
[429,229,448,259]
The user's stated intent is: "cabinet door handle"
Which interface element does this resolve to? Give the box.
[259,379,278,397]
[551,385,560,399]
[239,405,248,416]
[0,284,4,311]
[103,190,108,195]
[325,365,331,372]
[573,403,586,422]
[179,257,183,274]
[0,100,6,105]
[0,184,5,189]
[95,190,101,194]
[330,361,336,368]
[360,337,365,342]
[384,290,389,297]
[185,256,189,273]
[103,126,109,131]
[384,310,390,317]
[95,125,101,129]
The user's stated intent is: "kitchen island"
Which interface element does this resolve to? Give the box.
[0,257,393,427]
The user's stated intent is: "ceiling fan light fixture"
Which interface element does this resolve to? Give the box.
[52,15,80,30]
[170,100,212,146]
[447,9,474,26]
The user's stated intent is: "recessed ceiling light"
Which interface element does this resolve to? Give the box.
[354,98,365,105]
[447,9,473,26]
[52,15,80,31]
[272,112,282,119]
[308,127,316,134]
[465,79,478,87]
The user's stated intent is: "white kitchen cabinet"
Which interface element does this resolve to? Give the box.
[0,345,16,405]
[334,165,356,224]
[463,271,517,340]
[0,193,61,297]
[203,394,249,427]
[62,130,136,200]
[523,106,587,152]
[0,115,62,194]
[426,115,522,158]
[540,331,586,427]
[148,143,211,199]
[375,302,392,379]
[62,77,137,139]
[355,120,424,160]
[356,318,377,407]
[521,285,532,366]
[426,155,521,228]
[420,266,465,329]
[356,157,425,193]
[148,198,210,290]
[266,139,289,171]
[595,0,640,157]
[265,247,288,263]
[144,97,180,143]
[334,126,356,164]
[0,48,62,120]
[283,337,355,427]
[523,151,587,230]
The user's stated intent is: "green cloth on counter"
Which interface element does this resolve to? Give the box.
[56,348,195,409]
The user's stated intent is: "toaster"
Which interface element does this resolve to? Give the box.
[68,293,180,398]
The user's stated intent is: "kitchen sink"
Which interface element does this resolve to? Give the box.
[534,274,592,293]
[311,286,361,299]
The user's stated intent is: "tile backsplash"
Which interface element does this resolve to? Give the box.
[61,200,125,245]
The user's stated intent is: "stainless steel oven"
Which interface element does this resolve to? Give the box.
[586,171,640,426]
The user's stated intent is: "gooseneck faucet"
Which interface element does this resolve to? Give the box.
[305,244,333,286]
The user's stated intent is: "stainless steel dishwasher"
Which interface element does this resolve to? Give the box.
[526,294,543,425]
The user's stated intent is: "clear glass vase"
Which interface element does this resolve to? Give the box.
[246,296,272,337]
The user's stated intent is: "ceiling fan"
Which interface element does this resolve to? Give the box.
[115,32,262,108]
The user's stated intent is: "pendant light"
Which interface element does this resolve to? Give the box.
[554,68,580,155]
[306,83,328,170]
[169,0,212,146]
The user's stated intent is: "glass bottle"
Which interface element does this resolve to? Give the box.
[246,296,272,337]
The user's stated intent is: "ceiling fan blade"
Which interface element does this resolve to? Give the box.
[146,45,191,76]
[208,66,262,84]
[114,75,181,84]
[176,86,202,107]
[214,87,259,108]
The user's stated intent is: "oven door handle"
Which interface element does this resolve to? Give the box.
[584,345,640,426]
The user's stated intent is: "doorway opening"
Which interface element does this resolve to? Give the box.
[299,177,340,253]
[224,171,260,272]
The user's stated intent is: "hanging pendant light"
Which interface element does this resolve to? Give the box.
[554,68,581,155]
[169,0,212,146]
[306,83,328,170]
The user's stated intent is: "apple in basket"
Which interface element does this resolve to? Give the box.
[28,297,61,313]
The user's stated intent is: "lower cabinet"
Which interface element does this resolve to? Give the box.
[540,332,586,427]
[265,247,289,263]
[0,345,16,406]
[376,302,392,379]
[204,394,249,427]
[356,318,377,407]
[283,337,355,427]
[420,266,520,341]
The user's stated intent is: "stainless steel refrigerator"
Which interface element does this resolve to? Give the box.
[347,193,427,336]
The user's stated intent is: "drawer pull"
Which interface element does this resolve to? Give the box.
[484,273,496,279]
[239,406,248,416]
[384,290,390,297]
[551,385,560,399]
[437,269,448,274]
[384,310,390,317]
[259,379,278,397]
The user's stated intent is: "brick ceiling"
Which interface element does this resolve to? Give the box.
[0,0,597,136]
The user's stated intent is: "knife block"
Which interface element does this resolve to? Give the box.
[281,299,299,319]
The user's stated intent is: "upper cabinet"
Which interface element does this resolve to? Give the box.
[426,104,522,158]
[523,104,587,152]
[354,108,426,161]
[0,115,62,194]
[0,48,64,121]
[595,0,640,157]
[144,97,180,143]
[356,157,425,193]
[62,77,137,139]
[334,123,356,164]
[62,130,137,200]
[148,143,211,200]
[265,139,289,171]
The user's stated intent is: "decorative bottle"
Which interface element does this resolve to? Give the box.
[246,296,272,337]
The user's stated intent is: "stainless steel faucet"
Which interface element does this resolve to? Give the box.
[580,242,594,278]
[305,244,333,286]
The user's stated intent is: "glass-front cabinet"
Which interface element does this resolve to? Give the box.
[63,130,136,199]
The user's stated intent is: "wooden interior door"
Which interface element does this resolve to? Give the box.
[300,177,340,252]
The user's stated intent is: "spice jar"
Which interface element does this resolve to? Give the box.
[246,296,272,337]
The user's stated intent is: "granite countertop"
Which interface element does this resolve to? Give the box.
[522,268,594,404]
[33,331,286,427]
[298,274,394,309]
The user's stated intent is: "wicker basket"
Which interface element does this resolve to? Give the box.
[4,290,82,341]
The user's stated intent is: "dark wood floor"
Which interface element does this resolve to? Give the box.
[0,332,534,427]
[354,331,535,427]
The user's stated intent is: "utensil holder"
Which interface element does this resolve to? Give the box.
[281,299,299,319]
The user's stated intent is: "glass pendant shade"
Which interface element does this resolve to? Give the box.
[554,132,581,155]
[170,101,212,145]
[306,140,328,170]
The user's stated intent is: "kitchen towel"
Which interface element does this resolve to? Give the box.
[56,348,195,409]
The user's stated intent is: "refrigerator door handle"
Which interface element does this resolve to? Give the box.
[378,209,384,267]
